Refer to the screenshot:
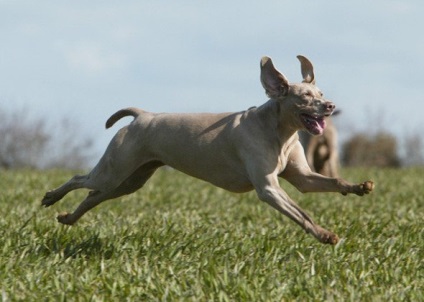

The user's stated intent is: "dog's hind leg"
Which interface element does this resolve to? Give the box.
[56,161,163,225]
[42,174,89,207]
[106,160,163,197]
[42,132,153,208]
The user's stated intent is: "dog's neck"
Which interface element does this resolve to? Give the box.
[256,99,299,144]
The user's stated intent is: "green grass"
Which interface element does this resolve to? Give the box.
[0,168,423,301]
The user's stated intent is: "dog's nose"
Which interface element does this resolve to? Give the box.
[326,102,335,111]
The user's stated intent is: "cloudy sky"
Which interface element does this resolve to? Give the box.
[1,1,423,160]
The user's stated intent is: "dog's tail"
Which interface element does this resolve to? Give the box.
[105,107,142,129]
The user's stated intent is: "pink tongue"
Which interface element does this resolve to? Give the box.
[302,114,327,135]
[310,117,326,135]
[317,118,326,130]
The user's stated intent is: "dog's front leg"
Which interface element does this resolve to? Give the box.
[254,177,339,244]
[283,170,374,196]
[283,143,374,195]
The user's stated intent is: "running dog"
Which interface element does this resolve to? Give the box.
[42,56,374,244]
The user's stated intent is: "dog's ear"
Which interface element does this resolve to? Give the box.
[297,55,315,84]
[260,56,289,99]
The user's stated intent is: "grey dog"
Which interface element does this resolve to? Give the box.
[42,55,374,244]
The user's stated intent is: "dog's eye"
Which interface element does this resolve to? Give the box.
[304,92,314,98]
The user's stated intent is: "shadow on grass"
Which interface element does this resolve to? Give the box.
[38,231,117,260]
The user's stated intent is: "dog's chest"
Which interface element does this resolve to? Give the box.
[278,137,299,172]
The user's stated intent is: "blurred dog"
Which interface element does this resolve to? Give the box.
[300,110,340,177]
[42,56,373,244]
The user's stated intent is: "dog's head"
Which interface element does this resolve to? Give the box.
[260,55,335,136]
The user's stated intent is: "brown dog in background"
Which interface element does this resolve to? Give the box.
[299,110,341,177]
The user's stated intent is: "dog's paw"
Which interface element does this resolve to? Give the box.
[322,233,339,245]
[316,226,339,245]
[57,212,74,225]
[340,180,374,196]
[42,190,65,207]
[320,231,339,245]
[41,191,56,207]
[358,180,374,195]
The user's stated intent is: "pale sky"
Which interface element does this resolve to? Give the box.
[1,1,423,160]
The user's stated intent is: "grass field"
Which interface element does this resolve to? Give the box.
[0,168,423,301]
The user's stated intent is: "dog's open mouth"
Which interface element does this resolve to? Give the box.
[300,113,326,135]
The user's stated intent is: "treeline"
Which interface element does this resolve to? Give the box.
[342,131,424,167]
[0,107,94,170]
